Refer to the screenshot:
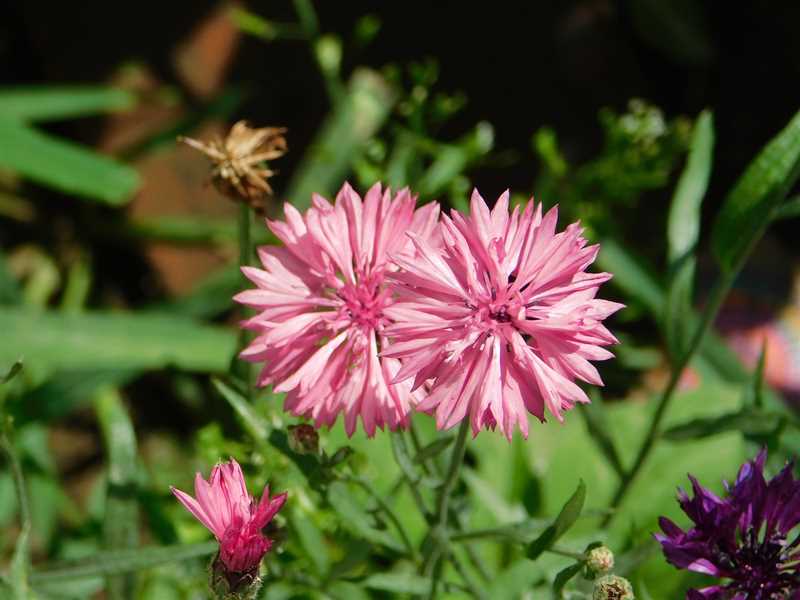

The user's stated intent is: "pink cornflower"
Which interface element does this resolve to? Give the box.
[171,459,287,575]
[383,190,622,439]
[235,182,440,437]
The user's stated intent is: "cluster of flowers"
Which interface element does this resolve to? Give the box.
[235,182,622,440]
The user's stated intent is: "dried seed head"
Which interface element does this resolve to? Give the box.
[179,121,287,212]
[592,574,634,600]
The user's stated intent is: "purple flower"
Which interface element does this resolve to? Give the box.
[656,450,800,599]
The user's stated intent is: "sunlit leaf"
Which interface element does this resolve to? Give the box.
[29,542,216,585]
[0,86,135,122]
[527,480,586,560]
[711,109,800,273]
[665,110,714,358]
[0,309,236,372]
[0,119,139,205]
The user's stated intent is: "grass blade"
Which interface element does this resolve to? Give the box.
[95,388,139,599]
[0,86,135,122]
[665,110,714,358]
[0,119,139,205]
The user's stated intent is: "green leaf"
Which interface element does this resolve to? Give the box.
[0,119,139,205]
[212,378,268,441]
[551,561,583,599]
[712,109,800,273]
[773,194,800,220]
[0,87,135,122]
[2,360,23,384]
[0,253,22,305]
[744,340,767,409]
[0,309,236,372]
[665,110,714,358]
[326,481,404,553]
[285,68,395,208]
[95,388,139,600]
[663,407,783,441]
[596,238,664,313]
[13,369,136,425]
[527,480,586,560]
[416,122,494,197]
[29,542,216,585]
[361,572,431,595]
[487,559,540,600]
[450,519,549,544]
[580,391,625,478]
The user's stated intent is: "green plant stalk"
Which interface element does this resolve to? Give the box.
[426,419,470,600]
[232,204,253,389]
[603,271,734,525]
[0,430,31,545]
[389,431,432,521]
[407,426,491,583]
[346,476,418,562]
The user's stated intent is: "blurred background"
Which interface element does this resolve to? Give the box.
[1,1,800,598]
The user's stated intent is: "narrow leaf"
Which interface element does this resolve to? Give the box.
[551,562,583,599]
[2,360,23,384]
[773,194,800,220]
[744,340,767,409]
[665,110,714,357]
[29,542,216,585]
[413,435,454,464]
[527,480,586,560]
[712,109,800,273]
[285,68,395,208]
[327,481,404,553]
[0,308,236,372]
[0,86,135,122]
[212,378,268,441]
[361,573,431,595]
[663,407,783,441]
[580,391,625,478]
[596,238,664,313]
[0,119,139,205]
[95,388,139,600]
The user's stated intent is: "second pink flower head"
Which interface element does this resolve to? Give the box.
[171,459,287,575]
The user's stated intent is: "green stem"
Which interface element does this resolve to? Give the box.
[603,272,734,525]
[546,546,586,562]
[0,430,30,532]
[347,476,418,562]
[232,205,253,388]
[389,431,432,522]
[426,419,470,600]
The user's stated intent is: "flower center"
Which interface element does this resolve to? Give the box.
[338,277,389,330]
[471,287,522,332]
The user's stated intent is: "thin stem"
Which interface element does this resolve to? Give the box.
[449,549,488,600]
[426,419,470,600]
[546,546,586,561]
[346,476,418,562]
[232,205,253,388]
[603,273,734,525]
[1,427,31,561]
[389,432,432,522]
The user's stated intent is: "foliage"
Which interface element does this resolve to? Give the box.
[1,3,800,600]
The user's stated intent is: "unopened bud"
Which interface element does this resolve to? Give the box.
[586,545,614,575]
[209,553,263,600]
[592,574,634,600]
[288,424,319,455]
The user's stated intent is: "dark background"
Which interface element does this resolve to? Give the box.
[4,1,800,218]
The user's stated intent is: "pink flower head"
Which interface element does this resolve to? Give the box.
[171,459,287,574]
[235,182,440,437]
[384,190,623,440]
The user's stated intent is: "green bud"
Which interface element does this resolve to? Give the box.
[586,545,615,576]
[592,574,634,600]
[209,554,263,600]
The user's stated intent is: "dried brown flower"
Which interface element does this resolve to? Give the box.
[179,121,287,211]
